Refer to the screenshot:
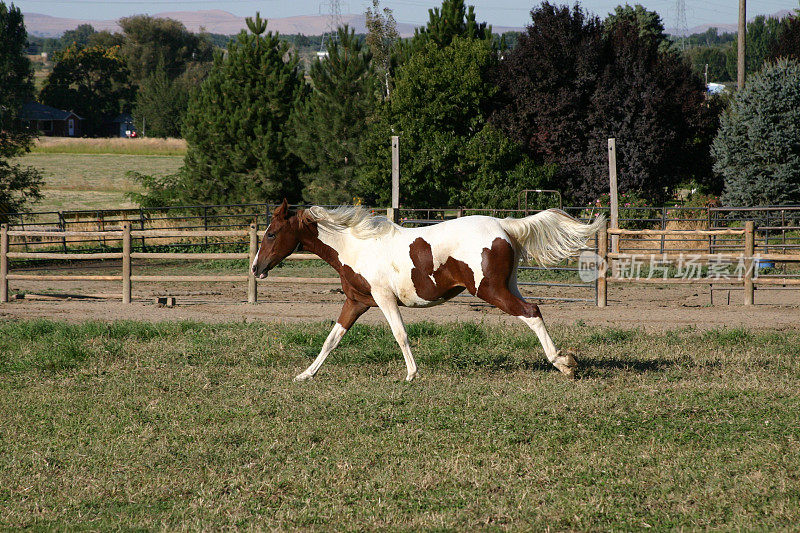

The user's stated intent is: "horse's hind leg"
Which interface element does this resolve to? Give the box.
[294,298,369,381]
[478,282,577,378]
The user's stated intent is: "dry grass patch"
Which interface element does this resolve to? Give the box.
[14,153,183,213]
[32,137,187,156]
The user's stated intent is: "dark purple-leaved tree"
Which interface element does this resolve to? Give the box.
[492,2,718,204]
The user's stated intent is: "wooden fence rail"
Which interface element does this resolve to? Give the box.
[0,223,340,304]
[597,221,800,306]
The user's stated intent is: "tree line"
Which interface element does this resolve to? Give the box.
[682,14,800,82]
[137,0,729,210]
[3,0,800,216]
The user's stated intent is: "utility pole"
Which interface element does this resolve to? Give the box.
[738,0,746,90]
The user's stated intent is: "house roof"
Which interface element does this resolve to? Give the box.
[112,113,134,123]
[20,101,82,121]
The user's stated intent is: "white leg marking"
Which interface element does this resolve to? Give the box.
[519,315,577,377]
[519,316,559,363]
[294,323,347,381]
[373,292,418,381]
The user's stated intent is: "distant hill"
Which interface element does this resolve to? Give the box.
[23,9,524,38]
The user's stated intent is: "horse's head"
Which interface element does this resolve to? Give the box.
[251,199,302,279]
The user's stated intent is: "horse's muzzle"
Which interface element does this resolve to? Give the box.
[251,263,269,279]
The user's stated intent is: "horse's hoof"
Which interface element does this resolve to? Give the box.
[405,372,417,382]
[294,372,313,382]
[554,349,578,379]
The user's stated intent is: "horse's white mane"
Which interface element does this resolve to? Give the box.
[306,205,400,239]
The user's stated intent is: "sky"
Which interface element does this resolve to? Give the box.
[10,0,800,30]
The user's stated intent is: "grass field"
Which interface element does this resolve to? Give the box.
[1,320,798,530]
[16,152,183,212]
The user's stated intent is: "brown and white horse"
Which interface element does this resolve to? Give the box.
[252,199,603,381]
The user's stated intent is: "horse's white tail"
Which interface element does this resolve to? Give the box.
[499,209,605,267]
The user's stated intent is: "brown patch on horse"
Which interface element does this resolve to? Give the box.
[476,237,542,319]
[297,211,376,306]
[409,237,471,301]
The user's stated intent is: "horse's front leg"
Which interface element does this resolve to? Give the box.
[372,291,418,381]
[294,298,369,381]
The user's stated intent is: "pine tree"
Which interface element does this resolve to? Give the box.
[713,59,800,206]
[407,0,493,54]
[133,65,190,138]
[180,13,306,206]
[0,2,42,219]
[289,26,375,205]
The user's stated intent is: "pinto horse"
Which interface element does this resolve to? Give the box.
[252,199,603,381]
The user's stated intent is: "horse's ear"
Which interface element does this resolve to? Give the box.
[273,198,289,219]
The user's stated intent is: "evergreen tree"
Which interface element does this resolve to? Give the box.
[180,13,306,206]
[289,26,375,205]
[133,65,190,138]
[0,2,42,219]
[712,59,800,206]
[407,0,493,54]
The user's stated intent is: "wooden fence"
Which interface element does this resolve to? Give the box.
[3,221,800,307]
[596,221,800,307]
[0,223,338,304]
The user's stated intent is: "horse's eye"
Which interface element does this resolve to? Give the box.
[267,232,276,239]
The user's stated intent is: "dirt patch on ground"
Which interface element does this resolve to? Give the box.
[3,273,799,332]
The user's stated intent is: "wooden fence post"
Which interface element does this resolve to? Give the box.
[608,138,619,254]
[744,220,754,306]
[1,224,8,303]
[597,220,608,308]
[248,224,258,304]
[122,221,131,304]
[387,135,400,224]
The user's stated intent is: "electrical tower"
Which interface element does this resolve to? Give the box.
[675,0,689,50]
[318,0,343,58]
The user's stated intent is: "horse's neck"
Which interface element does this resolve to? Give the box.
[299,226,352,272]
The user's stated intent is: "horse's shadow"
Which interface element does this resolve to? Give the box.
[574,357,676,377]
[500,356,675,377]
